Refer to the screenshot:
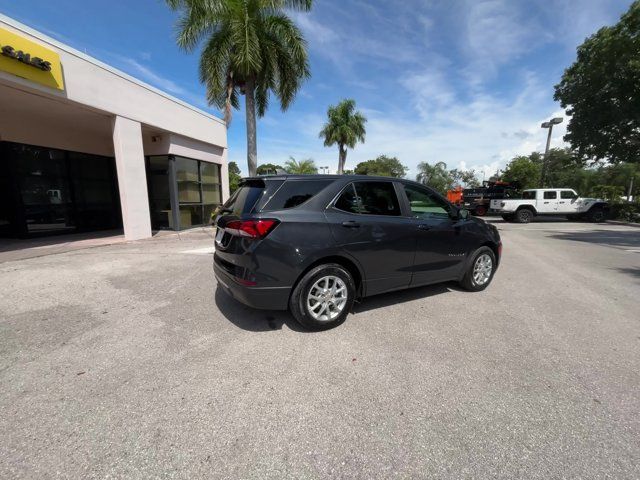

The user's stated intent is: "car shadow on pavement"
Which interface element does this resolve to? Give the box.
[352,282,454,314]
[549,229,640,249]
[214,287,309,332]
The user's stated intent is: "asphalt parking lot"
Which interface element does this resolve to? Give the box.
[1,220,639,479]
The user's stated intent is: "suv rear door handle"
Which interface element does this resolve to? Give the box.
[417,224,431,231]
[341,221,360,228]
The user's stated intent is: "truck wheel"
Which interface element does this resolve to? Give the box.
[289,264,355,330]
[474,205,487,216]
[588,207,605,223]
[515,208,533,224]
[460,247,496,292]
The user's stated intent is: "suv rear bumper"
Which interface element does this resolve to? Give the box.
[214,261,290,310]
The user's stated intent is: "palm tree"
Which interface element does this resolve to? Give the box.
[319,99,367,174]
[416,161,452,194]
[284,156,317,174]
[166,0,312,176]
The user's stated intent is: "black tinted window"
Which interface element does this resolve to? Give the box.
[335,184,359,213]
[544,191,557,199]
[522,191,536,199]
[261,180,332,211]
[403,184,449,219]
[223,180,266,215]
[335,182,400,216]
[561,190,577,199]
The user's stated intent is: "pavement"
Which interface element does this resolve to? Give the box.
[0,220,639,479]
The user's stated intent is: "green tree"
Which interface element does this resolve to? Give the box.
[354,155,407,178]
[228,161,242,193]
[167,0,312,176]
[256,163,284,175]
[450,169,480,188]
[319,99,367,174]
[554,1,640,164]
[501,154,542,189]
[416,162,452,194]
[284,156,317,174]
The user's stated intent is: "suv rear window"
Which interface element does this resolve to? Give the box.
[260,179,332,211]
[223,179,284,215]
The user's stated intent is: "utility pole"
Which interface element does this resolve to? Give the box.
[539,117,563,187]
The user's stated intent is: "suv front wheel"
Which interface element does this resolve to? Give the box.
[460,247,497,292]
[289,264,356,330]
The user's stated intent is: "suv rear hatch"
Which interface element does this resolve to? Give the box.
[213,177,332,286]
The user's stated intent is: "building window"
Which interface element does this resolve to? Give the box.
[147,155,222,231]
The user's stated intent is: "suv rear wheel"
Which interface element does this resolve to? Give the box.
[289,264,356,330]
[515,208,534,223]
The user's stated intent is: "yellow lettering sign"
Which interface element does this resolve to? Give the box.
[0,27,64,90]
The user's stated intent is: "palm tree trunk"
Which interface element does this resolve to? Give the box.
[245,77,258,177]
[338,144,346,174]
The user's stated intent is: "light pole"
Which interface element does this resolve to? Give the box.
[539,117,563,187]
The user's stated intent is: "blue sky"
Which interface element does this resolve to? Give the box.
[0,0,633,178]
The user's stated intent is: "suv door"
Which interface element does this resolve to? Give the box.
[558,189,580,213]
[399,183,469,286]
[325,180,416,296]
[538,190,559,213]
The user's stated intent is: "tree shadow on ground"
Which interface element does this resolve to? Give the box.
[615,267,640,281]
[549,229,640,249]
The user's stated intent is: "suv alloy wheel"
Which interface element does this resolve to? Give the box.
[289,264,356,330]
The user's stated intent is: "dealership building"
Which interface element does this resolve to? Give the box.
[0,14,229,241]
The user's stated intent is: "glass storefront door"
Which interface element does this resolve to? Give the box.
[0,142,121,238]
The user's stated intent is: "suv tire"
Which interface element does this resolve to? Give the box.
[588,207,605,223]
[460,247,497,292]
[289,264,356,330]
[515,208,534,223]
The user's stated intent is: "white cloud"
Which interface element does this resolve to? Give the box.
[460,0,550,82]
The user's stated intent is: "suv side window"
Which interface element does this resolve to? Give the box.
[334,181,401,216]
[402,184,450,219]
[561,190,577,199]
[544,191,558,199]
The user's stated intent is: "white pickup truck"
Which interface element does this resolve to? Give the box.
[490,188,608,223]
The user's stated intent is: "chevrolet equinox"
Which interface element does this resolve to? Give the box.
[214,175,501,330]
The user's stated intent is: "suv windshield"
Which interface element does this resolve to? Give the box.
[522,191,536,199]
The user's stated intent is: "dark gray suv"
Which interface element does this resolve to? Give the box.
[214,175,501,330]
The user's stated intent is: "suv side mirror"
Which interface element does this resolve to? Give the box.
[450,207,469,220]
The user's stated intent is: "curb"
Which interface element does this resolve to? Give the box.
[606,220,640,228]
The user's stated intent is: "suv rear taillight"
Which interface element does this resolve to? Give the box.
[225,219,279,238]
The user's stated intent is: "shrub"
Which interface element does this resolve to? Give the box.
[610,202,640,222]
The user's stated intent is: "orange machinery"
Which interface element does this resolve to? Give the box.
[446,186,464,206]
